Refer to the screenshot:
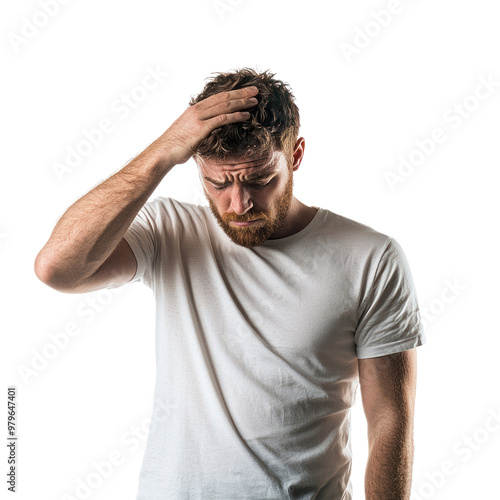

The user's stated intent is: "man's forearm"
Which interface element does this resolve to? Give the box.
[35,140,174,289]
[365,421,414,500]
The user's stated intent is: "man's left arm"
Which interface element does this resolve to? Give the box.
[358,348,418,500]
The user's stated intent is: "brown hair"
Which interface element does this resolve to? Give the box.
[188,67,300,163]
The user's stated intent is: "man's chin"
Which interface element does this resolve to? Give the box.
[220,223,272,248]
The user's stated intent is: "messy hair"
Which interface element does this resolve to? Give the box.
[188,67,300,163]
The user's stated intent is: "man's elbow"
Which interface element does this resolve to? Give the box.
[34,252,70,291]
[34,252,53,285]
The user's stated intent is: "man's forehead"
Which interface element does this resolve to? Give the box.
[196,148,283,175]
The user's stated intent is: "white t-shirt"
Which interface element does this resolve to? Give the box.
[112,196,426,499]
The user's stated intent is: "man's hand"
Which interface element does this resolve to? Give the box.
[152,86,259,166]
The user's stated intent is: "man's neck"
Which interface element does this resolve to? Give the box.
[268,199,319,239]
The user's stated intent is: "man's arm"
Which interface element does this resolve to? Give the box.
[34,86,259,293]
[358,348,417,500]
[34,147,172,293]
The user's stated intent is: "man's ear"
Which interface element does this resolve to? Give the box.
[291,137,305,172]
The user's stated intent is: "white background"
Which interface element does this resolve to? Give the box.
[2,0,499,499]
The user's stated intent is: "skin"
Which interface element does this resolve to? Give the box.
[359,349,418,499]
[194,138,319,249]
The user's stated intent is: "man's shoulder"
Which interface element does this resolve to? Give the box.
[142,196,209,239]
[319,207,392,252]
[146,196,207,219]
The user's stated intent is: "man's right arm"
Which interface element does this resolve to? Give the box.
[34,146,173,293]
[34,85,260,293]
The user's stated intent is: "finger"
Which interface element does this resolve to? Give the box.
[198,96,258,121]
[202,110,252,133]
[196,86,259,112]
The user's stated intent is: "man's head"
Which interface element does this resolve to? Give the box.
[189,68,304,248]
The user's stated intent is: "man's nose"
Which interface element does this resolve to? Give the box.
[229,185,253,216]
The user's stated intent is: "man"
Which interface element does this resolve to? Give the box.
[34,67,426,499]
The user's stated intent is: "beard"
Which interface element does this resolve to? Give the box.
[205,169,294,249]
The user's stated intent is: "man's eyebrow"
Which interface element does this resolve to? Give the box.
[203,168,276,186]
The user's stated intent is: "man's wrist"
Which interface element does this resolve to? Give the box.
[142,140,177,175]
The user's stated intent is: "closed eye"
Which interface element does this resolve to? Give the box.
[213,180,272,191]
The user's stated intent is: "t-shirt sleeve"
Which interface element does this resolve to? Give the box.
[354,237,426,359]
[106,200,159,290]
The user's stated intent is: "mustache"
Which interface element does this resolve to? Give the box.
[226,214,265,222]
